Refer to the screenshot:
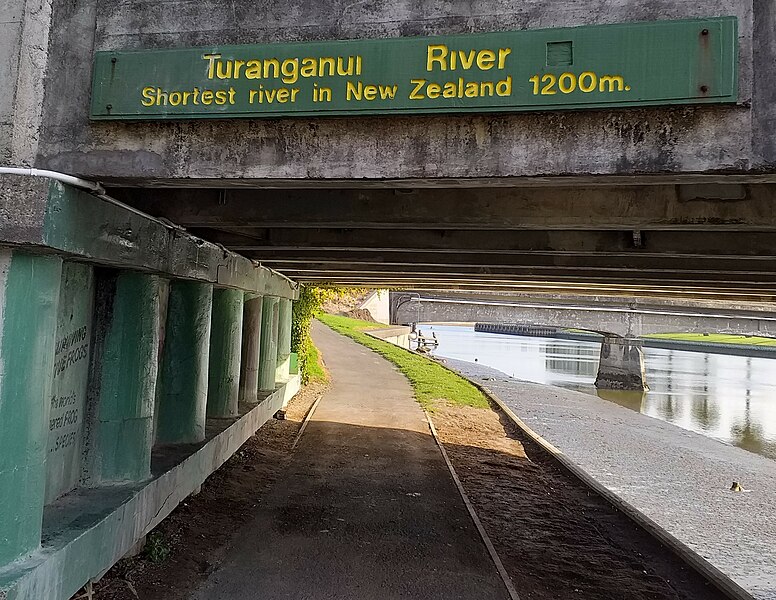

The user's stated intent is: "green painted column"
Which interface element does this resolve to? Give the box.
[258,296,280,393]
[0,251,62,564]
[156,281,213,444]
[238,295,263,405]
[207,288,244,418]
[275,298,293,384]
[83,272,163,485]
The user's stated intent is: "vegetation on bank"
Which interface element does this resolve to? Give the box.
[305,336,328,383]
[292,287,369,383]
[644,333,776,346]
[317,313,489,410]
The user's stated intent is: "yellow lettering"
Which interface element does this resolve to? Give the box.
[427,45,448,71]
[291,88,300,102]
[497,48,512,69]
[496,76,512,96]
[233,59,245,78]
[281,58,299,84]
[215,60,231,79]
[245,60,262,79]
[409,78,426,99]
[215,90,228,105]
[203,53,221,79]
[201,90,214,104]
[458,50,476,70]
[263,58,280,79]
[249,89,259,103]
[599,75,625,92]
[141,87,155,106]
[464,82,479,97]
[477,49,496,70]
[319,57,335,77]
[363,85,377,100]
[276,88,290,102]
[379,84,398,100]
[442,82,456,98]
[300,58,317,78]
[426,82,441,99]
[337,56,355,76]
[346,80,362,101]
[480,81,494,96]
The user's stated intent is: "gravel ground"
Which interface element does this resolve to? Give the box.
[443,358,776,600]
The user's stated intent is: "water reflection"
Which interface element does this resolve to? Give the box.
[424,324,776,461]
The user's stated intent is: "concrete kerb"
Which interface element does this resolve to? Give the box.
[434,359,754,600]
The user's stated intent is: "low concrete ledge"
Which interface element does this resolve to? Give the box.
[0,376,300,600]
[366,326,411,349]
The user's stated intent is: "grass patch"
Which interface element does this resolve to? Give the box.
[317,313,488,411]
[645,333,776,346]
[305,337,329,383]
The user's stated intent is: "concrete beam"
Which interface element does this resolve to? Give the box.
[189,228,776,259]
[0,177,298,300]
[117,186,776,231]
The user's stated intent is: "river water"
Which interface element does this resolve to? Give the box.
[421,324,776,461]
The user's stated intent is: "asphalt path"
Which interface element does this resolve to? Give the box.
[190,322,509,600]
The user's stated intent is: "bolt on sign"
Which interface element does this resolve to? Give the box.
[90,17,737,121]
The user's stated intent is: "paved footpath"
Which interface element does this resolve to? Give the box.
[445,358,776,600]
[190,323,509,600]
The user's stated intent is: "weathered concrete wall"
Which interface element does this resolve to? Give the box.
[28,0,776,182]
[1,0,54,165]
[359,291,390,324]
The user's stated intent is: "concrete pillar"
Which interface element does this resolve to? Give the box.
[275,298,292,384]
[83,272,162,485]
[207,288,244,418]
[0,251,62,564]
[156,281,213,445]
[238,295,263,405]
[595,336,649,391]
[258,296,279,393]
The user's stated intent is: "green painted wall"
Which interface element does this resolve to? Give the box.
[45,263,95,503]
[275,298,292,383]
[207,288,244,418]
[238,294,262,404]
[156,281,213,444]
[83,272,163,485]
[0,251,62,564]
[258,296,279,392]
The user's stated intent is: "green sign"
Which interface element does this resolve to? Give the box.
[90,17,737,121]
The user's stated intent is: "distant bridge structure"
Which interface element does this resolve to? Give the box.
[391,293,776,391]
